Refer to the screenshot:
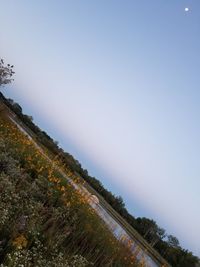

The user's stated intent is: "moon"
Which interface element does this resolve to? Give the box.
[185,7,189,12]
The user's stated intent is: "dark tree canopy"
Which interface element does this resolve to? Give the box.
[167,235,180,248]
[0,59,15,86]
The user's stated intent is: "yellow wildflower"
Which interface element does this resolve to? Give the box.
[12,234,28,249]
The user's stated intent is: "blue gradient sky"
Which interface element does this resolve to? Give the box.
[0,0,200,256]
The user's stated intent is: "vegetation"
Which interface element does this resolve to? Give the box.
[1,93,199,266]
[0,59,15,86]
[0,116,141,266]
[0,59,199,266]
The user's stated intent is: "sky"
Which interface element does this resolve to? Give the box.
[0,0,200,256]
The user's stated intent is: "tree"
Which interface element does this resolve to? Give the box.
[12,102,23,113]
[135,218,167,247]
[115,196,125,211]
[136,218,158,239]
[157,227,166,240]
[167,235,180,248]
[0,59,15,87]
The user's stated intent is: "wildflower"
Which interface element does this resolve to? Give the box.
[12,234,28,249]
[60,186,65,192]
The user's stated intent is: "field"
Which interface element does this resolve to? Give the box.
[0,110,146,266]
[84,182,169,267]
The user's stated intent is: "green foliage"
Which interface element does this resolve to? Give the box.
[167,235,179,248]
[0,93,198,267]
[0,120,138,267]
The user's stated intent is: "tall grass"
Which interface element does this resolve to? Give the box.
[0,116,142,267]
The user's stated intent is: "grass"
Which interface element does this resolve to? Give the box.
[84,181,170,267]
[0,113,144,266]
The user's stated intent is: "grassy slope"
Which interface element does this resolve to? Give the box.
[0,108,142,266]
[84,180,170,267]
[0,101,170,267]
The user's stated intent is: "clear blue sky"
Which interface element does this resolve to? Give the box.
[0,0,200,256]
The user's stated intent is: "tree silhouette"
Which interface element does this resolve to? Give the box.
[167,235,180,248]
[0,59,15,87]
